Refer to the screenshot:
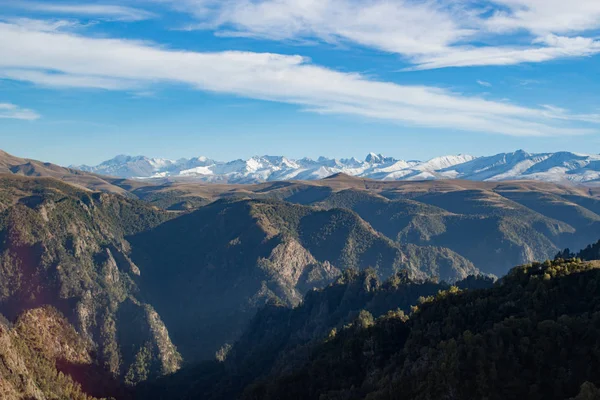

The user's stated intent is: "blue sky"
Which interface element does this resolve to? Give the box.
[1,0,600,165]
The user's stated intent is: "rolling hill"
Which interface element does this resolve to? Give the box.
[0,149,151,196]
[123,175,600,277]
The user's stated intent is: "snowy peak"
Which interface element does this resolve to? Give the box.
[73,154,215,178]
[71,151,600,184]
[365,152,383,163]
[365,153,395,164]
[418,154,477,171]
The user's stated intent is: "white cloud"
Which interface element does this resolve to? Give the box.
[406,35,600,70]
[0,69,141,90]
[169,0,471,56]
[3,1,156,22]
[0,20,594,136]
[0,103,40,120]
[485,0,600,34]
[477,80,492,87]
[162,0,600,69]
[541,105,600,124]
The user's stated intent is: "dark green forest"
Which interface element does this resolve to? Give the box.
[139,243,600,400]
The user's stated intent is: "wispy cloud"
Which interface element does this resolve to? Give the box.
[0,20,595,136]
[406,34,600,71]
[477,80,492,87]
[167,0,471,56]
[0,16,95,33]
[517,79,543,87]
[541,105,600,124]
[485,0,600,35]
[162,0,600,70]
[3,1,156,22]
[0,69,141,90]
[0,103,40,120]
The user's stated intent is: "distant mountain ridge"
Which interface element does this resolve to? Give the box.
[72,150,600,184]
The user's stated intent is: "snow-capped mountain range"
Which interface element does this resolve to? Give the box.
[72,150,600,184]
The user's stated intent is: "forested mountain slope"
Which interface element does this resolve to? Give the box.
[0,306,127,400]
[244,259,600,400]
[137,270,494,400]
[0,176,181,391]
[140,244,600,400]
[129,198,476,362]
